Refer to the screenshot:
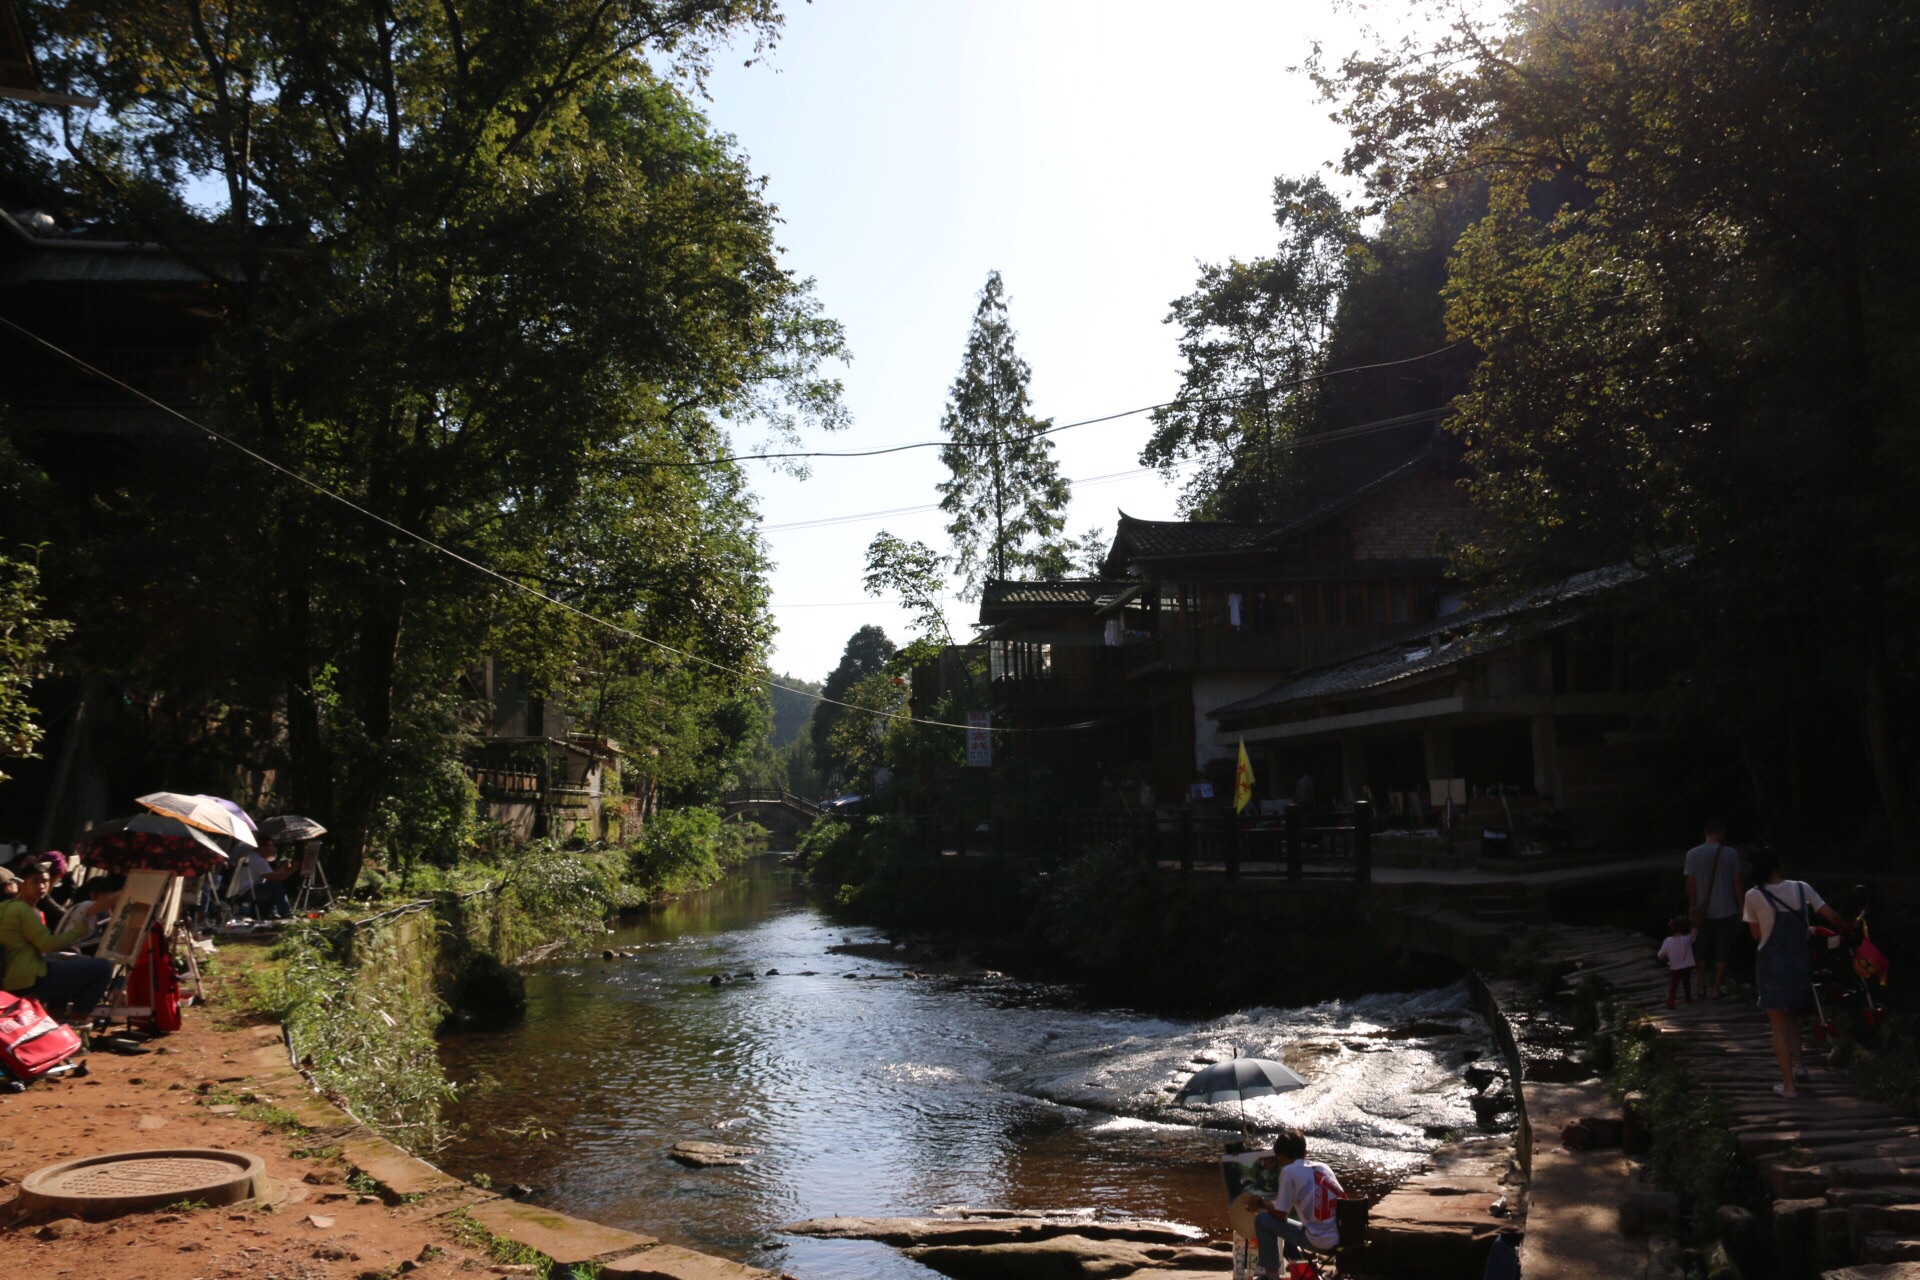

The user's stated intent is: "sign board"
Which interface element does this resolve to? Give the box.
[1189,781,1215,800]
[965,710,992,767]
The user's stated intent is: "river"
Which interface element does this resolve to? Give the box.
[438,856,1500,1278]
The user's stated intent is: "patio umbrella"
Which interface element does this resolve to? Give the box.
[79,813,230,874]
[1176,1055,1309,1131]
[136,791,257,848]
[208,796,258,833]
[258,814,327,843]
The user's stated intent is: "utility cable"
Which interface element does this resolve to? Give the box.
[639,341,1466,468]
[0,313,1147,734]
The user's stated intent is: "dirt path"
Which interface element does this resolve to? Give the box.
[0,941,531,1280]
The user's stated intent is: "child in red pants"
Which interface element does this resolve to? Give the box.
[1657,915,1697,1009]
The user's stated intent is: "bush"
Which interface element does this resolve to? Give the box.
[1612,1026,1754,1240]
[628,806,753,898]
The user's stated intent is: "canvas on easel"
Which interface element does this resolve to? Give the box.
[99,869,170,967]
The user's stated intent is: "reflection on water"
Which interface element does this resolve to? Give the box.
[439,857,1497,1279]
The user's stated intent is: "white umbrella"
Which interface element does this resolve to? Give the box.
[135,791,258,847]
[1176,1055,1308,1131]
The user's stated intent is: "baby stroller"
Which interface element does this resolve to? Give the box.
[1808,885,1889,1044]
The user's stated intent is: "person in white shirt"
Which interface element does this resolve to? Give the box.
[1249,1126,1344,1278]
[1656,916,1697,1010]
[1741,847,1845,1099]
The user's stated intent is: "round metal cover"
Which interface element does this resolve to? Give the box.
[20,1147,266,1217]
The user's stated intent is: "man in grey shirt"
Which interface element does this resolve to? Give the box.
[1684,820,1744,998]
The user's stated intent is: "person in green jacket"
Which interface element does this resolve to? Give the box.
[1,860,119,1019]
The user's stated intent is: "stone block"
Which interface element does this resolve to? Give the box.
[603,1243,778,1279]
[466,1199,656,1265]
[1775,1197,1826,1280]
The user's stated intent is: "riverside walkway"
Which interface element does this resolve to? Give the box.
[1530,923,1920,1278]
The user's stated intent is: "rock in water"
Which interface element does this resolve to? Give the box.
[669,1141,760,1168]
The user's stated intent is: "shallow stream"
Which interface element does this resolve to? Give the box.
[438,856,1499,1278]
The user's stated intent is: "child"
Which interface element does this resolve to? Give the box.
[1658,915,1697,1009]
[1247,1126,1344,1279]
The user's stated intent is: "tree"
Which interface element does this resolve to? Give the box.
[863,532,952,644]
[16,0,846,882]
[1315,0,1920,852]
[810,625,895,787]
[1141,176,1362,520]
[1028,527,1108,580]
[0,555,70,783]
[936,272,1070,594]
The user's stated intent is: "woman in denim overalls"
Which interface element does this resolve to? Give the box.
[1743,847,1845,1099]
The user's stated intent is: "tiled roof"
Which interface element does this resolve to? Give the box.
[978,579,1139,610]
[1109,417,1446,566]
[1209,560,1653,720]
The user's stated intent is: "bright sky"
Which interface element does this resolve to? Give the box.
[703,1,1425,683]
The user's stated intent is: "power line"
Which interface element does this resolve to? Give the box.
[642,340,1466,469]
[0,314,1037,734]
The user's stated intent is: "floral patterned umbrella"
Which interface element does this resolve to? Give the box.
[78,813,229,875]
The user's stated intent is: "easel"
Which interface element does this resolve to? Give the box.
[291,842,331,914]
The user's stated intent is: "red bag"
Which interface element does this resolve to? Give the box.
[0,991,83,1080]
[125,928,181,1034]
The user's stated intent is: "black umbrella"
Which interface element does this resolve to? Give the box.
[1177,1055,1308,1131]
[259,814,327,843]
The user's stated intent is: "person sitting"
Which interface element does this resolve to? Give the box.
[227,841,297,919]
[1249,1126,1345,1279]
[0,860,119,1021]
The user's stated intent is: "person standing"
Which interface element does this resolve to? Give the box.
[1742,847,1845,1099]
[1684,820,1744,997]
[1657,916,1698,1009]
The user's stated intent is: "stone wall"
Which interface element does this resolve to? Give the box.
[1345,466,1483,561]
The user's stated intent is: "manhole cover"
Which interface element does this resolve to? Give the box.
[21,1148,266,1217]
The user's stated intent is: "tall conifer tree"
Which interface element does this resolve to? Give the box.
[936,272,1070,595]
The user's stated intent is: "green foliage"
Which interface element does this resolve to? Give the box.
[628,806,750,897]
[251,923,458,1153]
[936,271,1070,592]
[810,625,896,789]
[1850,1012,1920,1116]
[864,532,953,644]
[1314,0,1920,848]
[11,0,844,883]
[0,554,69,782]
[1612,1027,1753,1241]
[1141,176,1362,519]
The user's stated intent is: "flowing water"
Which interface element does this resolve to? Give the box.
[439,857,1501,1278]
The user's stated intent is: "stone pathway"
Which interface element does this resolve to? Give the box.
[1532,924,1917,1278]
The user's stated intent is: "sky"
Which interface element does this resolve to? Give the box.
[699,1,1423,682]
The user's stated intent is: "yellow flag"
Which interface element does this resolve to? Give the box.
[1234,739,1255,813]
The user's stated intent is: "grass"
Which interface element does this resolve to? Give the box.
[445,1209,558,1278]
[1610,1018,1758,1241]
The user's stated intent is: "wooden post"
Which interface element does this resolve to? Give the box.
[1354,799,1373,887]
[1178,807,1194,876]
[1226,812,1241,884]
[1285,805,1302,883]
[1146,811,1161,869]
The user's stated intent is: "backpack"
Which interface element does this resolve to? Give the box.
[0,990,83,1080]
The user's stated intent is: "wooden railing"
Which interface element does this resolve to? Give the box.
[862,803,1372,886]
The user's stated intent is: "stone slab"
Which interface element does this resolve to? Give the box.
[1824,1267,1920,1279]
[339,1138,467,1200]
[1521,1082,1647,1280]
[468,1198,657,1265]
[604,1243,778,1279]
